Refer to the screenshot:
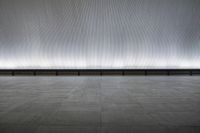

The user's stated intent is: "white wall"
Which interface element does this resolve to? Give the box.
[0,0,200,69]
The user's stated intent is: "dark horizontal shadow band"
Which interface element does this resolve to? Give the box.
[0,69,200,76]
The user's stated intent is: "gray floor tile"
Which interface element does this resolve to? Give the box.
[0,76,200,133]
[36,126,100,133]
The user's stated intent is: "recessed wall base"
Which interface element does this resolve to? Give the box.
[0,69,199,76]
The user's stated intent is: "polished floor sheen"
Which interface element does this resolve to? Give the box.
[0,76,200,133]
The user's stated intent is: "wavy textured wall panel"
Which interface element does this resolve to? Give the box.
[0,0,200,69]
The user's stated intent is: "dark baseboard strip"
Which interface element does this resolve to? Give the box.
[0,69,200,76]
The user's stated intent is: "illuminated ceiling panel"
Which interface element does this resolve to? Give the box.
[0,0,200,69]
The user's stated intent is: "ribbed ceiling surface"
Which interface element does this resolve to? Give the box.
[0,0,200,69]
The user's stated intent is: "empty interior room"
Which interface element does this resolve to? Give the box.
[0,0,200,133]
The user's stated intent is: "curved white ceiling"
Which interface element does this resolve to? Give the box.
[0,0,200,69]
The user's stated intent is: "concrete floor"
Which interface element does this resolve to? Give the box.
[0,76,200,133]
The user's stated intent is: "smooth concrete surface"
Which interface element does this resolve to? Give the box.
[0,76,200,133]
